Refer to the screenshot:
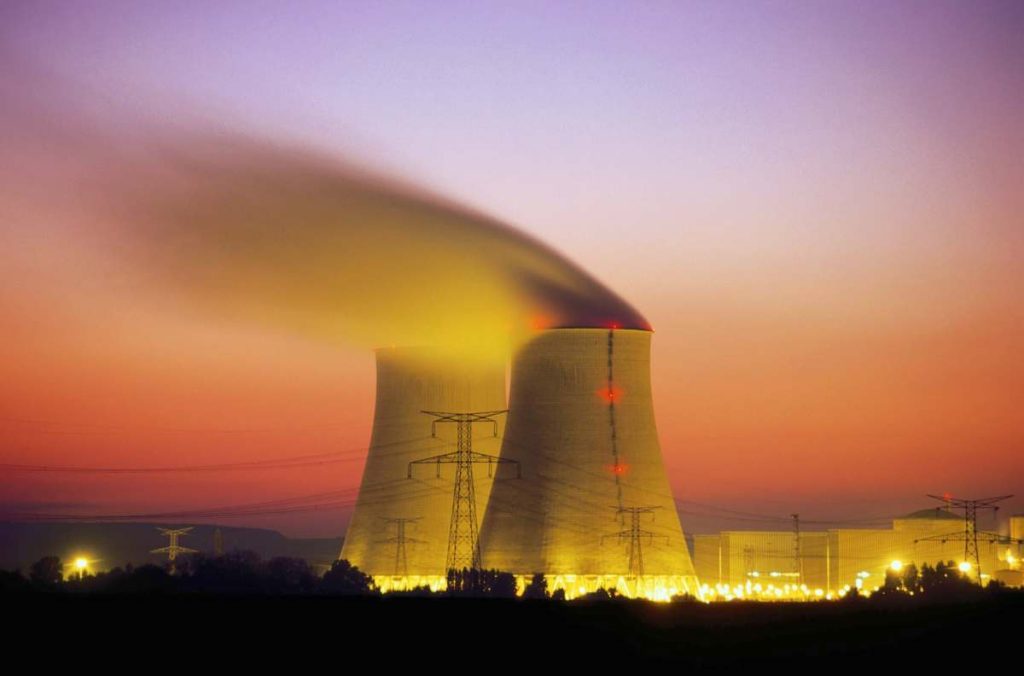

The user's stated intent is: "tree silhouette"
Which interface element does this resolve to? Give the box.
[29,556,63,587]
[869,560,982,603]
[383,584,436,597]
[0,569,29,593]
[523,572,549,599]
[919,562,936,590]
[107,564,175,594]
[182,550,263,593]
[446,567,517,597]
[874,568,904,598]
[670,592,699,603]
[902,563,920,592]
[841,585,864,602]
[266,556,317,594]
[320,559,375,595]
[577,587,619,601]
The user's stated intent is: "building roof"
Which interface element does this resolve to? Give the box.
[902,508,960,520]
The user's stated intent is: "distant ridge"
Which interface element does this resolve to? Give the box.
[0,522,342,573]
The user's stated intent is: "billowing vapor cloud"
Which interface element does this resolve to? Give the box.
[2,65,649,358]
[122,139,651,351]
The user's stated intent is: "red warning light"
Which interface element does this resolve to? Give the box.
[597,386,622,403]
[529,315,553,330]
[607,463,630,476]
[608,322,620,330]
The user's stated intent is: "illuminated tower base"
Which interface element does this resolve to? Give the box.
[478,328,701,600]
[339,347,506,588]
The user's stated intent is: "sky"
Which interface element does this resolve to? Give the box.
[1,0,1022,538]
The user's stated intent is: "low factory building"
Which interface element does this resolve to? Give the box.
[693,508,1022,599]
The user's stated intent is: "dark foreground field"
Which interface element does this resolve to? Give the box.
[10,593,1021,667]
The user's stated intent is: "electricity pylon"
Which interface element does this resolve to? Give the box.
[150,526,198,573]
[602,506,666,579]
[408,410,519,573]
[375,517,424,577]
[915,494,1014,577]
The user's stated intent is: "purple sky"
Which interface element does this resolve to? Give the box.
[2,1,1022,536]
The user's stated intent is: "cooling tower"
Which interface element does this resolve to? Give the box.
[339,347,506,590]
[478,328,700,599]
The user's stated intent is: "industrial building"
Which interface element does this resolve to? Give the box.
[693,509,1024,599]
[339,332,1019,601]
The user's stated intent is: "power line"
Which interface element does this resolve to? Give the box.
[0,440,416,474]
[409,410,516,573]
[915,493,1016,577]
[0,478,432,522]
[0,416,353,434]
[0,433,502,474]
[497,433,902,528]
[0,451,356,474]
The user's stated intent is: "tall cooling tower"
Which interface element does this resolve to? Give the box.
[340,347,506,590]
[478,328,700,599]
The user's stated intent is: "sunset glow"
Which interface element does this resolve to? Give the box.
[1,1,1021,538]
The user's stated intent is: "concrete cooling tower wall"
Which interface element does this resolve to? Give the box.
[339,347,506,590]
[478,328,700,600]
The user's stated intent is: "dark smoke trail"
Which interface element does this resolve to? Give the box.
[2,63,650,357]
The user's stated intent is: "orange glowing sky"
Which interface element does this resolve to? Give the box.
[1,1,1022,536]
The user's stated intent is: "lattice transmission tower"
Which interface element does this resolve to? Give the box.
[375,517,424,577]
[150,526,198,573]
[915,493,1015,577]
[408,410,519,573]
[602,505,667,579]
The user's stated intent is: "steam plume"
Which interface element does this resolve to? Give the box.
[3,66,649,357]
